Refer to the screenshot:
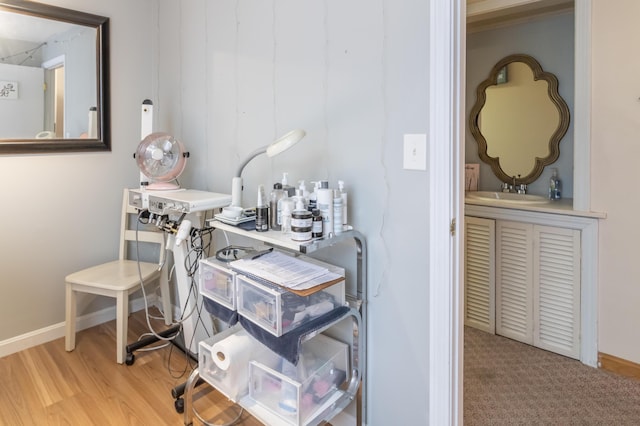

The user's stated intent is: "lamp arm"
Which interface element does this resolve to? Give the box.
[235,145,268,178]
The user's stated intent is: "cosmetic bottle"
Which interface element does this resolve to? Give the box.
[281,172,295,197]
[291,199,312,241]
[308,181,319,211]
[255,184,269,232]
[338,180,348,225]
[549,168,562,201]
[333,190,343,235]
[270,183,284,231]
[281,201,292,234]
[298,180,310,208]
[311,209,323,238]
[278,190,295,235]
[316,180,334,237]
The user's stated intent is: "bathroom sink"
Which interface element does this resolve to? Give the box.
[466,191,549,205]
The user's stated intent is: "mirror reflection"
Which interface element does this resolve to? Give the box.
[0,11,96,139]
[469,54,570,185]
[0,2,109,153]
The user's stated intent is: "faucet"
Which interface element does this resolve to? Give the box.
[501,176,527,194]
[500,176,518,193]
[517,183,527,194]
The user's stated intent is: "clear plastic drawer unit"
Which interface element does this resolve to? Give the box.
[199,257,237,310]
[237,274,345,337]
[248,334,349,426]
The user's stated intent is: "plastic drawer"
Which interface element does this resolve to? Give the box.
[237,274,345,337]
[248,334,349,425]
[199,257,237,310]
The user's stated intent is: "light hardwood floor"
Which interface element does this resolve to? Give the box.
[0,308,262,426]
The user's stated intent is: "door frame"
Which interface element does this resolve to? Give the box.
[428,1,465,424]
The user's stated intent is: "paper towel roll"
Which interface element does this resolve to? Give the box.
[211,331,255,371]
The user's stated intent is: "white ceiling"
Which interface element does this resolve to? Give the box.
[0,10,77,43]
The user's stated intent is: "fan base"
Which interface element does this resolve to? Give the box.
[145,182,181,191]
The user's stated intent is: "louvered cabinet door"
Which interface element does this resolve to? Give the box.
[533,226,581,359]
[496,221,534,344]
[464,216,496,333]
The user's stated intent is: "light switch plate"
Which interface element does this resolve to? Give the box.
[403,134,427,170]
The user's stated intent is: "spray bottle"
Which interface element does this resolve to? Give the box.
[255,184,269,232]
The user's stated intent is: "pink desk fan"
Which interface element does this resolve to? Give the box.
[135,100,189,190]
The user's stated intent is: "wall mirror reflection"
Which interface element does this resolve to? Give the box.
[469,54,570,185]
[0,1,109,153]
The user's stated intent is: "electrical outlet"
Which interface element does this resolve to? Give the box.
[403,134,427,170]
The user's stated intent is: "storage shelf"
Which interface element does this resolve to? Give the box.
[208,219,367,304]
[183,220,367,426]
[207,219,363,255]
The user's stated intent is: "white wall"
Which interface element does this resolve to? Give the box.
[466,12,575,197]
[0,0,156,340]
[591,1,640,364]
[0,63,44,138]
[156,0,431,424]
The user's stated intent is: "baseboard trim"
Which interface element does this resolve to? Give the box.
[0,296,165,359]
[598,352,640,380]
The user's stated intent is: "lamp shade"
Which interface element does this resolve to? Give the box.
[266,129,306,157]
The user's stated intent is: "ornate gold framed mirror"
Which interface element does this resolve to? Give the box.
[469,54,570,185]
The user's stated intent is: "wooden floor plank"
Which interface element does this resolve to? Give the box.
[0,308,262,425]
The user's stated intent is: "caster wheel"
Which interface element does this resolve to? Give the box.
[125,353,135,366]
[175,397,184,414]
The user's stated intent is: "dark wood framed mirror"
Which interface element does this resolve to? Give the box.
[0,1,109,154]
[469,54,569,185]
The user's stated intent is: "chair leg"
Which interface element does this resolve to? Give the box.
[65,283,76,352]
[116,291,128,364]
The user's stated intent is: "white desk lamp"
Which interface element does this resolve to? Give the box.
[230,129,306,207]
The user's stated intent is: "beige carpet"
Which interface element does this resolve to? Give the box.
[464,326,640,425]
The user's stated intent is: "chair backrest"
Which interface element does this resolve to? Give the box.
[119,188,167,266]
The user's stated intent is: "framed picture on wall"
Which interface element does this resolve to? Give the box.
[0,81,18,99]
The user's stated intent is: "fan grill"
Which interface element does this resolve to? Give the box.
[136,132,187,184]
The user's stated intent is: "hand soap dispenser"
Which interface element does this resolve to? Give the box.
[549,168,561,201]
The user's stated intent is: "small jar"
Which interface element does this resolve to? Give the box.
[291,208,312,241]
[311,209,323,238]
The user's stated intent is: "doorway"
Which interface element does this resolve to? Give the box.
[43,55,65,137]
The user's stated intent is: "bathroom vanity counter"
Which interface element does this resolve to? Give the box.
[464,193,603,367]
[465,195,606,219]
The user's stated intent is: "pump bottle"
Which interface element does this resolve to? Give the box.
[549,168,561,201]
[281,172,295,197]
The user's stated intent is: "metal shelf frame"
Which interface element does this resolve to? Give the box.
[182,221,367,426]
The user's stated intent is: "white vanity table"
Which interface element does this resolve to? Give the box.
[464,195,604,365]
